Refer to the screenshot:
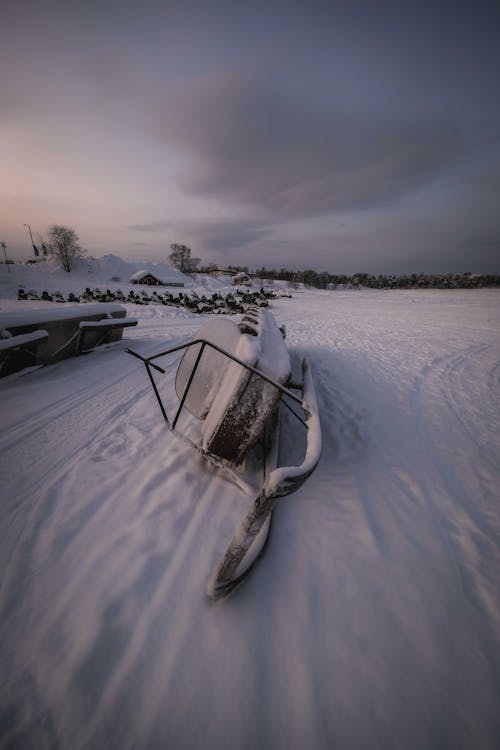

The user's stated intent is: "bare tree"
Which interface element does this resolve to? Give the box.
[169,243,200,274]
[47,225,86,272]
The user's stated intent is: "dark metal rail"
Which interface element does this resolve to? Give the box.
[127,338,306,434]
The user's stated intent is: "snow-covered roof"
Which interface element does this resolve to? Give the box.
[130,270,160,281]
[129,266,188,284]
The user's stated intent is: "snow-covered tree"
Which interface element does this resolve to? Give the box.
[47,225,86,272]
[169,243,200,274]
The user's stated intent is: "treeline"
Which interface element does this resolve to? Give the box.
[219,266,500,289]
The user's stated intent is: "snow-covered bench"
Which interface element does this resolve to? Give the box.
[0,329,49,375]
[78,317,138,352]
[0,329,49,353]
[78,318,138,331]
[0,304,137,376]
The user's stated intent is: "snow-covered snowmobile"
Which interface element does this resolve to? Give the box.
[127,307,322,600]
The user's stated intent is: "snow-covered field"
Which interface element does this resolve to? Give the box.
[1,263,499,749]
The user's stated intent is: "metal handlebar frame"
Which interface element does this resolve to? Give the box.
[126,338,306,436]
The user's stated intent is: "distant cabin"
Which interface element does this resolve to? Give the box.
[206,268,238,278]
[130,271,161,286]
[130,270,184,287]
[232,272,252,286]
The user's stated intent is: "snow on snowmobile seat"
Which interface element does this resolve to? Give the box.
[202,309,291,463]
[173,308,291,463]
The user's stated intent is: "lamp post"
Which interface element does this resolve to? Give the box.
[1,241,11,272]
[23,223,38,259]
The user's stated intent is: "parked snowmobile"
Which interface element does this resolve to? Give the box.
[127,307,322,600]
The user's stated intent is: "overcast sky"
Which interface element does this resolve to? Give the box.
[1,0,499,272]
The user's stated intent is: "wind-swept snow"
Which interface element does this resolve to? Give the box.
[0,281,499,749]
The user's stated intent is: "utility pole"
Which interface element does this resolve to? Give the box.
[23,223,38,258]
[1,241,11,272]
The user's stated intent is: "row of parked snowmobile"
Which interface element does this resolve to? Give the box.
[17,286,281,314]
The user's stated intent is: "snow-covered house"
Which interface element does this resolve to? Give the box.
[232,272,252,286]
[130,271,162,286]
[207,268,237,278]
[130,270,185,287]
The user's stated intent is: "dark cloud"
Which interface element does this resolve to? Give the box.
[174,218,271,251]
[128,215,271,256]
[128,221,171,232]
[462,237,500,250]
[153,77,463,221]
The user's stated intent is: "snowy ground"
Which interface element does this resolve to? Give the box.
[1,267,499,749]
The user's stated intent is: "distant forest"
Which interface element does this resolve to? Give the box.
[211,266,500,290]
